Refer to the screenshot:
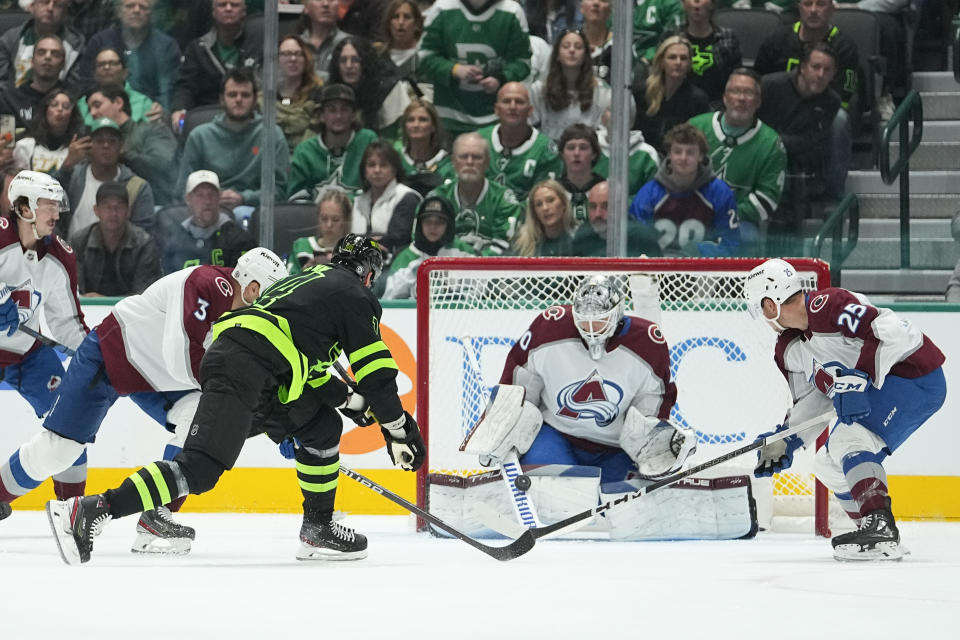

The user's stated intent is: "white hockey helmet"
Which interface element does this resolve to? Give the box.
[232,247,286,303]
[8,170,67,217]
[572,275,624,360]
[744,258,803,330]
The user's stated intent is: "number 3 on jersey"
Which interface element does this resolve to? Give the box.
[194,297,210,321]
[838,303,867,332]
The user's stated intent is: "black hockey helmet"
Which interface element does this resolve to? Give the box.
[331,233,387,285]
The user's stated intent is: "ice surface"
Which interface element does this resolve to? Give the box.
[2,512,957,639]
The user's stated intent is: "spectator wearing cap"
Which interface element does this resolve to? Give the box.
[0,35,67,128]
[176,67,290,208]
[0,0,84,88]
[170,0,263,133]
[288,83,377,201]
[86,85,177,204]
[76,46,164,125]
[80,0,182,111]
[156,169,256,275]
[69,180,161,296]
[380,194,475,300]
[53,116,156,240]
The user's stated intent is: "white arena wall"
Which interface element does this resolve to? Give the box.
[3,301,957,520]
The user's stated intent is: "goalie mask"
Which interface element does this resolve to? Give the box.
[744,258,804,332]
[331,233,387,286]
[572,275,624,360]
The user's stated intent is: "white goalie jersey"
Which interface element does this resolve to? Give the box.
[499,304,677,448]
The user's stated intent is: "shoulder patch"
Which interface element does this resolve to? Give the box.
[0,216,7,229]
[541,305,565,321]
[56,235,73,254]
[809,293,828,313]
[647,323,665,344]
[215,276,233,298]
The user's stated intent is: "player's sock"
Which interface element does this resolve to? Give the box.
[0,449,46,502]
[104,461,184,519]
[832,490,864,523]
[841,449,889,514]
[51,448,88,499]
[295,447,339,524]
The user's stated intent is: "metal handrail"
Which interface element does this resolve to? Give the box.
[878,90,923,269]
[809,193,860,286]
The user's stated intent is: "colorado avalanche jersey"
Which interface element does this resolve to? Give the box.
[775,288,945,406]
[96,265,236,394]
[0,215,87,366]
[500,304,676,447]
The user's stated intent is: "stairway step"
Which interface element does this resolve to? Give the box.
[854,193,959,218]
[846,170,960,194]
[855,218,952,238]
[816,238,959,269]
[911,71,958,92]
[919,92,960,120]
[837,269,953,295]
[912,121,960,142]
[888,142,960,170]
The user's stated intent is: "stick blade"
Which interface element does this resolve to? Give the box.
[489,530,535,561]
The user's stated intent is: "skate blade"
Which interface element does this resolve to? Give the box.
[295,543,367,561]
[46,500,83,566]
[131,533,192,555]
[833,540,905,562]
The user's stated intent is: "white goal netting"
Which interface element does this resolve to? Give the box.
[417,257,848,536]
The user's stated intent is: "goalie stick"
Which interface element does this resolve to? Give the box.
[513,411,835,541]
[339,464,535,561]
[17,325,75,356]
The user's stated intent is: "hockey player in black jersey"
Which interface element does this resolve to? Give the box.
[45,234,426,564]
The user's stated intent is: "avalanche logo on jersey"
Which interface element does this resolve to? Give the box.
[810,294,829,313]
[555,369,623,427]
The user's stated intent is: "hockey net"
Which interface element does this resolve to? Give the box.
[416,257,847,537]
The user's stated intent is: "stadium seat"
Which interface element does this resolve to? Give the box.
[714,9,782,65]
[832,8,886,126]
[249,203,317,257]
[0,9,28,37]
[180,104,224,142]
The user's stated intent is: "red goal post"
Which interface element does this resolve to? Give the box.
[415,256,836,537]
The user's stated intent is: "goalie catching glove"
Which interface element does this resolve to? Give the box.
[381,411,425,471]
[461,384,542,466]
[619,408,697,478]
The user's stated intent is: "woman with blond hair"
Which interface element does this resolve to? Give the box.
[286,188,353,274]
[529,30,613,143]
[512,179,576,258]
[633,35,709,153]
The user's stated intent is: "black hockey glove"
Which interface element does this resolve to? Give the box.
[339,390,376,427]
[381,411,425,471]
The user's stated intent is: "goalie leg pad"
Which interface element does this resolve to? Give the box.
[461,384,542,461]
[601,475,758,540]
[619,408,697,478]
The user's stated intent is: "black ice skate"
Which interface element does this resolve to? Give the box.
[131,507,196,555]
[46,495,112,565]
[0,501,11,521]
[297,519,368,561]
[831,506,905,561]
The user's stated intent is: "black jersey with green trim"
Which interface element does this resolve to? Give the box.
[238,263,403,422]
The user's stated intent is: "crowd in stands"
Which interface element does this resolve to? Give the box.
[0,0,924,300]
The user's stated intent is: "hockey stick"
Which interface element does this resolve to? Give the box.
[17,325,75,356]
[338,464,535,561]
[525,411,835,541]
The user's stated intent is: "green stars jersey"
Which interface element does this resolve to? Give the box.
[478,124,562,201]
[428,178,523,255]
[289,128,378,201]
[594,127,660,198]
[688,111,786,226]
[419,0,532,134]
[633,0,683,62]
